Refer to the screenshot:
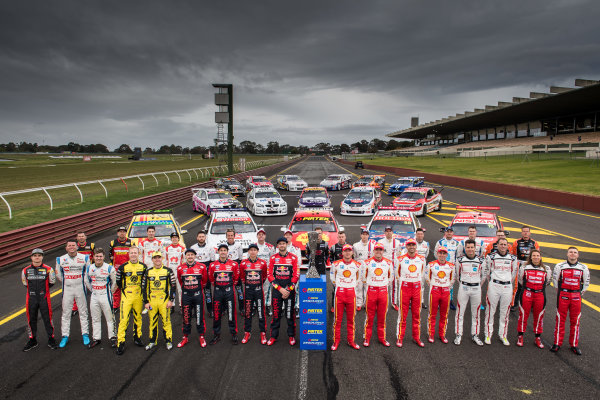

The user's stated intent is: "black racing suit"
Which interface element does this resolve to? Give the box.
[22,263,55,340]
[329,243,345,306]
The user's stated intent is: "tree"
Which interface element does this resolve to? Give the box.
[340,143,351,153]
[385,140,401,151]
[144,147,154,154]
[115,144,133,153]
[239,140,258,154]
[266,141,280,154]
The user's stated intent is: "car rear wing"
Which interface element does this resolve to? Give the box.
[211,207,248,212]
[455,206,500,210]
[133,209,173,215]
[294,207,334,212]
[378,206,413,211]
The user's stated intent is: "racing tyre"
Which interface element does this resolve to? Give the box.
[421,206,427,217]
[206,206,211,216]
[436,201,442,211]
[336,184,341,191]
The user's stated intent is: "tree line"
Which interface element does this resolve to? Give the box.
[0,138,414,155]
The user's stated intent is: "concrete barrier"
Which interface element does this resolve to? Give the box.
[338,160,600,214]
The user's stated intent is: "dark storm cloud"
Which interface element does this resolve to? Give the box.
[0,0,598,148]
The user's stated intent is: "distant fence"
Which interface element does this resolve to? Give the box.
[0,158,291,219]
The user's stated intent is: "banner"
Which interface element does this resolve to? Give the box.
[299,274,327,350]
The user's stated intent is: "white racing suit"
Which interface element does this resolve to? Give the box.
[353,239,376,308]
[165,243,185,307]
[86,262,117,340]
[483,252,519,339]
[56,253,90,338]
[257,242,276,307]
[454,255,484,337]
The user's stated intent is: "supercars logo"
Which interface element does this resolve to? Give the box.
[374,268,383,276]
[408,265,417,272]
[296,232,330,246]
[153,280,161,288]
[437,271,446,279]
[343,270,351,278]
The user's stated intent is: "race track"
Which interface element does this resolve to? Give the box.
[0,156,598,399]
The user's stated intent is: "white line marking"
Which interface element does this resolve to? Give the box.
[298,350,309,400]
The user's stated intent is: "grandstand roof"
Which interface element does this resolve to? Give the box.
[387,79,600,140]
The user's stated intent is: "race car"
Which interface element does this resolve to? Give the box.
[298,187,331,208]
[281,208,344,267]
[387,176,425,196]
[246,187,288,216]
[245,175,274,192]
[192,188,243,216]
[127,209,187,248]
[352,175,386,190]
[365,206,421,245]
[319,174,352,191]
[340,186,381,216]
[447,206,503,246]
[392,187,443,216]
[205,208,259,253]
[276,174,308,191]
[215,177,245,197]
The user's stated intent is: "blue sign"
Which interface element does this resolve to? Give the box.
[299,274,327,350]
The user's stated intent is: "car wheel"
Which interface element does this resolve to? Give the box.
[192,202,197,212]
[206,206,211,216]
[436,201,442,211]
[421,206,427,217]
[336,184,340,191]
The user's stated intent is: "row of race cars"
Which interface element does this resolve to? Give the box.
[124,174,503,269]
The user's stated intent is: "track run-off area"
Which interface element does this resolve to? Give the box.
[0,156,598,399]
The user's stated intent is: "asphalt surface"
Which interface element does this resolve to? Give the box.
[0,156,599,399]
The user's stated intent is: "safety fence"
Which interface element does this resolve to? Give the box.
[0,156,304,269]
[0,158,288,219]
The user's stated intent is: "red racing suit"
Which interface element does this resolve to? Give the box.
[240,257,268,333]
[330,259,361,344]
[552,261,590,347]
[395,253,426,342]
[268,252,299,339]
[209,259,239,336]
[177,262,208,336]
[362,256,393,342]
[109,237,132,308]
[510,238,540,306]
[425,260,455,339]
[517,263,551,336]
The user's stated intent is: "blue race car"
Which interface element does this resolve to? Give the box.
[387,176,424,196]
[298,187,331,208]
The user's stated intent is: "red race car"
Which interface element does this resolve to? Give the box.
[392,187,443,216]
[448,206,503,247]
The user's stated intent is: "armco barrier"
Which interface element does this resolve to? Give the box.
[0,156,305,269]
[339,160,600,214]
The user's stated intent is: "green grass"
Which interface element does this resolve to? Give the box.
[362,154,600,196]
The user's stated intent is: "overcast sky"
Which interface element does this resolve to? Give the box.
[0,0,599,149]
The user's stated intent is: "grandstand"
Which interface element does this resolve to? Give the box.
[387,78,600,156]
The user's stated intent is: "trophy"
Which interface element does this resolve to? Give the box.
[306,231,321,278]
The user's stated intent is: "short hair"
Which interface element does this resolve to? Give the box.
[496,230,505,235]
[146,226,156,232]
[226,228,236,234]
[464,239,476,247]
[66,240,77,245]
[468,226,477,231]
[315,227,323,232]
[93,247,105,256]
[416,228,424,233]
[521,225,530,231]
[567,246,578,251]
[76,231,86,236]
[338,230,346,235]
[497,238,508,245]
[197,230,206,236]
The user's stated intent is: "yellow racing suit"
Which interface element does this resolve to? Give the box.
[142,266,176,344]
[116,261,147,345]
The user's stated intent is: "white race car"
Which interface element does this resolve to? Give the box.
[319,174,352,191]
[245,176,274,192]
[246,187,288,216]
[192,188,243,216]
[276,175,308,191]
[340,186,381,216]
[205,208,259,253]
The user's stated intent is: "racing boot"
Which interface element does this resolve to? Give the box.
[356,306,361,311]
[199,336,207,348]
[88,339,101,349]
[422,303,427,310]
[331,341,340,351]
[363,338,370,347]
[241,332,251,344]
[330,306,335,313]
[348,342,360,350]
[440,336,448,344]
[472,335,484,346]
[267,338,277,346]
[380,339,391,347]
[145,342,156,351]
[395,339,403,348]
[109,337,117,348]
[177,336,189,348]
[289,337,296,346]
[392,304,399,311]
[82,334,90,346]
[484,336,491,345]
[116,343,125,355]
[571,346,582,356]
[23,338,38,352]
[142,308,148,315]
[550,344,560,353]
[516,335,524,347]
[47,337,58,350]
[260,333,267,345]
[133,336,145,347]
[414,339,425,348]
[428,335,434,343]
[231,335,239,345]
[59,336,69,348]
[166,341,173,350]
[535,336,544,349]
[209,335,221,345]
[454,335,462,345]
[499,336,510,346]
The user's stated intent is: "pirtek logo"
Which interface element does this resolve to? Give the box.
[303,330,324,334]
[303,309,323,314]
[302,288,323,293]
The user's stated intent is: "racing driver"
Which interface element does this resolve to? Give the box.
[240,244,268,345]
[425,247,454,344]
[362,242,393,347]
[330,244,361,350]
[209,244,240,345]
[109,226,132,310]
[190,230,214,318]
[177,248,209,348]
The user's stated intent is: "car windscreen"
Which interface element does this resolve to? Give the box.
[208,192,233,200]
[210,218,256,234]
[396,180,412,185]
[252,177,268,182]
[291,217,336,232]
[129,222,176,238]
[347,192,372,200]
[224,180,241,186]
[369,219,414,233]
[325,175,339,180]
[399,192,424,200]
[287,176,300,181]
[302,191,327,199]
[451,222,497,237]
[255,191,280,199]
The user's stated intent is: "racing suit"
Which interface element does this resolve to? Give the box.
[510,238,540,307]
[396,253,426,342]
[268,252,299,339]
[457,238,486,258]
[425,260,455,339]
[329,243,346,308]
[416,240,430,307]
[86,262,117,341]
[381,237,402,307]
[353,239,376,308]
[72,242,94,312]
[256,242,275,307]
[330,259,361,344]
[142,266,176,345]
[240,257,268,333]
[165,243,185,307]
[362,256,392,342]
[138,238,163,267]
[177,262,208,337]
[56,253,90,338]
[483,252,519,339]
[285,243,302,312]
[454,255,485,337]
[109,237,132,308]
[552,261,590,347]
[190,242,214,314]
[209,259,240,336]
[22,263,55,340]
[435,237,459,304]
[116,261,147,346]
[305,241,330,275]
[216,241,244,311]
[517,263,551,337]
